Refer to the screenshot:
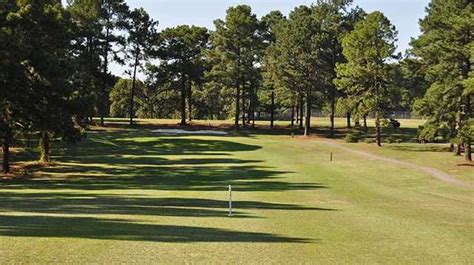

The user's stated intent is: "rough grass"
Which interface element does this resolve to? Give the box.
[0,119,472,263]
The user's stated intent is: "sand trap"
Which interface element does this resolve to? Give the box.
[151,129,229,135]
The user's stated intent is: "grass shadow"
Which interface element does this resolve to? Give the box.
[0,215,314,243]
[0,192,335,218]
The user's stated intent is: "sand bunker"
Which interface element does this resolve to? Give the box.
[151,129,229,135]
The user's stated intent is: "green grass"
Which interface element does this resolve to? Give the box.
[0,122,473,263]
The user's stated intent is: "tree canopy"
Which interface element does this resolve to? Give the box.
[1,0,473,174]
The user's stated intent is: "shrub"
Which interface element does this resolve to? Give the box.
[390,118,401,129]
[344,133,359,143]
[364,138,376,144]
[417,124,438,143]
[382,118,400,130]
[386,136,402,144]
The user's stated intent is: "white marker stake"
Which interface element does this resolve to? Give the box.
[228,184,232,217]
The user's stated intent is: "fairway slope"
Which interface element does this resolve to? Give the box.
[320,139,473,188]
[0,129,472,263]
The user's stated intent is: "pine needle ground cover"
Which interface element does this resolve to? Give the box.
[0,124,472,263]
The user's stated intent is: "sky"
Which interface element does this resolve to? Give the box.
[112,0,431,77]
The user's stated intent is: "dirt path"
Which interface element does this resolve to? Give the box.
[319,139,472,188]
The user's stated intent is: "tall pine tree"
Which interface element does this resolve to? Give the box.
[411,0,473,160]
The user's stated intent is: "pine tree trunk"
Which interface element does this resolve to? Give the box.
[363,115,368,133]
[251,89,255,127]
[100,31,109,127]
[187,79,192,122]
[242,94,246,127]
[234,81,240,131]
[455,100,463,155]
[304,87,311,136]
[329,97,335,137]
[375,112,381,147]
[299,94,304,130]
[248,86,254,126]
[449,125,456,152]
[346,112,351,128]
[290,106,295,127]
[465,94,472,161]
[100,5,113,127]
[1,122,11,173]
[180,74,187,126]
[295,102,299,124]
[241,78,246,128]
[129,51,139,126]
[456,144,462,156]
[465,143,472,161]
[270,90,274,128]
[39,131,50,163]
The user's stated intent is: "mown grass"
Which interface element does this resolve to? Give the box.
[0,119,472,263]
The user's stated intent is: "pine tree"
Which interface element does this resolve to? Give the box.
[265,5,330,136]
[9,0,80,162]
[335,11,398,146]
[0,0,30,172]
[411,0,473,160]
[261,11,285,128]
[124,8,159,126]
[207,5,260,130]
[156,25,209,126]
[97,0,129,125]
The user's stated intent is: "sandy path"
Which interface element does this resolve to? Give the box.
[319,139,472,188]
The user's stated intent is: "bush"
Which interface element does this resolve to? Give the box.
[364,138,376,144]
[386,136,399,144]
[390,118,401,129]
[344,133,359,143]
[417,124,438,143]
[382,118,400,130]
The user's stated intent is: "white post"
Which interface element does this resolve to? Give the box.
[228,184,232,217]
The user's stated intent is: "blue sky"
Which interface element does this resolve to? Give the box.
[114,0,430,77]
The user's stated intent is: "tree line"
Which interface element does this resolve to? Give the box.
[1,0,472,173]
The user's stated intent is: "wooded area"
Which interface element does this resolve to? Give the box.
[0,0,473,174]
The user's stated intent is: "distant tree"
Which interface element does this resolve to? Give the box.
[156,25,209,125]
[261,10,285,128]
[411,0,473,160]
[110,78,145,118]
[314,0,365,136]
[207,5,260,130]
[335,11,398,146]
[124,8,159,126]
[66,0,129,125]
[97,0,129,125]
[397,57,428,109]
[266,5,330,136]
[67,0,102,123]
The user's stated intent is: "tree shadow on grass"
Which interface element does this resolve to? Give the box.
[0,215,313,243]
[0,193,336,218]
[386,144,451,152]
[1,128,329,244]
[1,164,325,191]
[4,131,325,192]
